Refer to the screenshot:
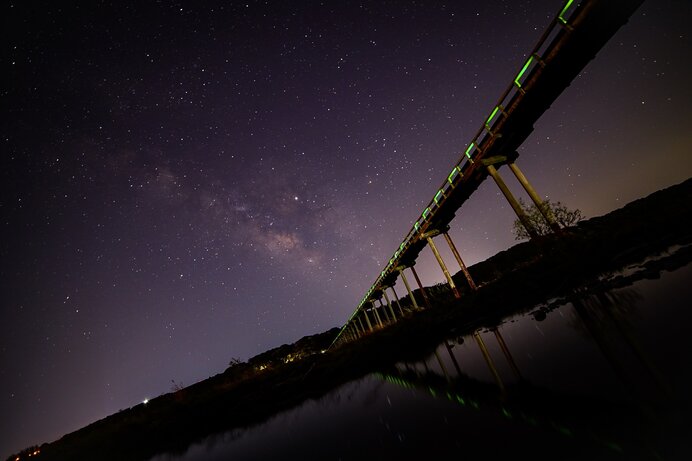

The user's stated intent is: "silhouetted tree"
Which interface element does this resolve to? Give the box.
[512,198,584,240]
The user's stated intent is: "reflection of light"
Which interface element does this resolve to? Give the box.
[143,398,149,404]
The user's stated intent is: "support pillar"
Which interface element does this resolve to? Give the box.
[363,309,373,331]
[378,300,391,324]
[508,162,561,233]
[390,287,405,317]
[425,235,461,298]
[410,266,432,309]
[398,268,420,310]
[486,163,539,239]
[371,303,383,327]
[357,316,366,334]
[382,291,397,322]
[443,231,477,291]
[473,331,506,393]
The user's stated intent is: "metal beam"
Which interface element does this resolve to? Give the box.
[371,303,383,327]
[397,267,420,310]
[443,231,477,290]
[485,163,539,239]
[410,266,432,309]
[424,235,461,298]
[390,286,405,317]
[508,162,561,233]
[363,309,373,331]
[382,291,397,322]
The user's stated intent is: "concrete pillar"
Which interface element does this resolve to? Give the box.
[398,268,420,310]
[371,303,383,327]
[382,291,397,322]
[443,231,477,291]
[508,162,561,233]
[410,266,432,309]
[473,331,505,393]
[357,315,366,334]
[378,300,390,324]
[486,164,539,239]
[425,236,461,298]
[390,286,405,317]
[363,309,373,331]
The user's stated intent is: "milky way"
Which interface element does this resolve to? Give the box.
[1,0,690,455]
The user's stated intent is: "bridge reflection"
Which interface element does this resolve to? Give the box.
[376,303,669,459]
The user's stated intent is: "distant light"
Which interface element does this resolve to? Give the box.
[143,398,149,404]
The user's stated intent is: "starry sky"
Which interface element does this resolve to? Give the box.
[1,0,690,456]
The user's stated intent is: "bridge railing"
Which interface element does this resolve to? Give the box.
[332,0,583,346]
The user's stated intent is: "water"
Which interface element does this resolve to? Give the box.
[151,251,692,461]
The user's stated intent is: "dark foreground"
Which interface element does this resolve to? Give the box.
[9,177,692,461]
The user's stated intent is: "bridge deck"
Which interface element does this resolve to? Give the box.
[340,0,644,330]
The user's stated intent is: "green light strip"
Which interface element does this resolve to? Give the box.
[422,207,430,220]
[434,189,443,204]
[465,143,475,159]
[485,106,500,128]
[514,55,534,88]
[447,166,461,185]
[558,0,575,24]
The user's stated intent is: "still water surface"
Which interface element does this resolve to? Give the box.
[152,252,692,460]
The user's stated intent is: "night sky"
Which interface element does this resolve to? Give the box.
[2,0,690,456]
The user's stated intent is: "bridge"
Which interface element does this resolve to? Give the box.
[330,0,645,348]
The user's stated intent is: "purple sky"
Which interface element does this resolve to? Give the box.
[2,0,690,456]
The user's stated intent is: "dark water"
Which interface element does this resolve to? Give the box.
[151,248,692,461]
